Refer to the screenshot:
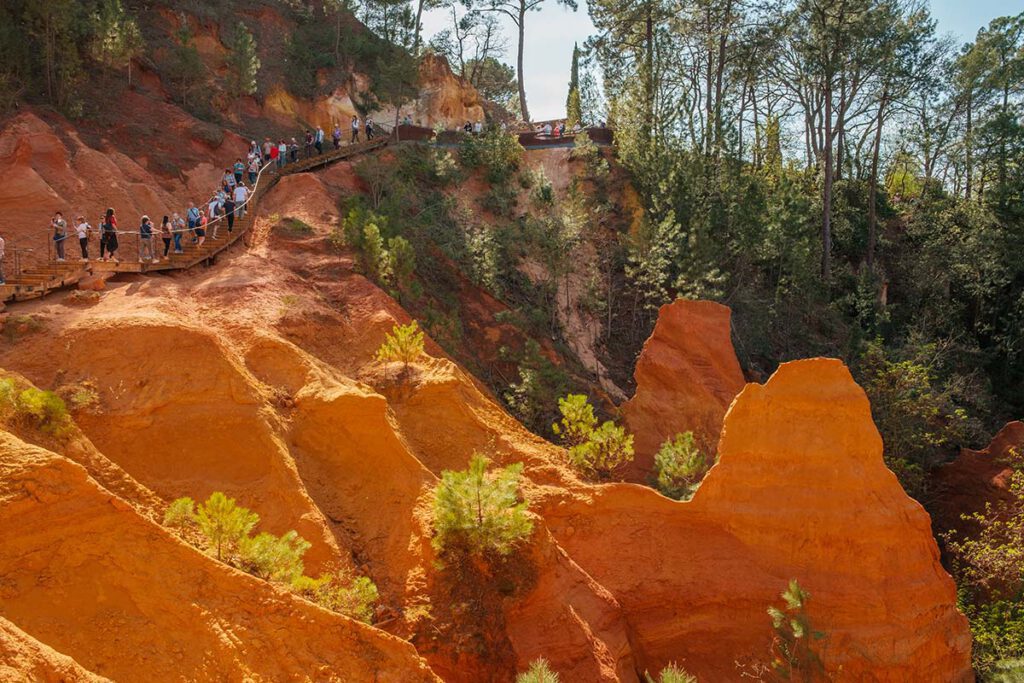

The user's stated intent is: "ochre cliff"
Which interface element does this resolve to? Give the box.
[621,298,745,478]
[0,157,973,681]
[546,359,973,681]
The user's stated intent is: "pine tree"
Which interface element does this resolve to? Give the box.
[91,0,143,87]
[566,43,582,126]
[193,492,259,561]
[238,530,311,582]
[517,658,560,683]
[226,21,260,97]
[653,432,710,500]
[432,453,533,555]
[375,320,425,373]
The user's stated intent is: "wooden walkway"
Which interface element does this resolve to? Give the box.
[0,137,388,303]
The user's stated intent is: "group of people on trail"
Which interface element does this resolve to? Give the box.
[26,116,379,275]
[537,120,575,138]
[463,120,484,135]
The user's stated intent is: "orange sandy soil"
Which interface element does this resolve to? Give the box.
[0,164,974,681]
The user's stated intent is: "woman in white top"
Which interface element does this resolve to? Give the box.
[75,216,91,260]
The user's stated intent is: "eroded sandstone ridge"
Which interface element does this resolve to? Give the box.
[621,299,745,478]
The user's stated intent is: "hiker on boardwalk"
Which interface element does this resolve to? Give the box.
[187,202,200,241]
[52,211,68,262]
[315,125,325,154]
[332,123,342,149]
[277,140,287,169]
[247,156,260,184]
[351,116,360,143]
[75,216,90,261]
[224,192,236,233]
[233,182,249,220]
[139,215,155,263]
[171,212,185,254]
[473,120,483,135]
[224,168,237,189]
[366,119,375,140]
[262,138,273,162]
[160,215,173,258]
[269,141,280,171]
[233,158,245,184]
[304,130,314,158]
[0,232,6,284]
[101,208,119,262]
[195,209,207,246]
[463,121,472,133]
[249,140,260,158]
[289,138,299,163]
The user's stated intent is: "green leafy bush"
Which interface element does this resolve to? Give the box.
[644,664,696,683]
[375,321,425,373]
[192,491,259,561]
[766,580,825,681]
[460,128,523,185]
[552,394,634,480]
[432,453,533,556]
[2,385,72,437]
[239,530,311,583]
[654,432,710,500]
[517,658,559,683]
[293,570,379,623]
[163,497,196,527]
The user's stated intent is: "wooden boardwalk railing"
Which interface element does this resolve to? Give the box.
[0,137,388,303]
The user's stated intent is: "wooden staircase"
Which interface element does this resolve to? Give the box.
[1,137,388,301]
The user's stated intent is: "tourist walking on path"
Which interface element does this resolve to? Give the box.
[75,216,90,260]
[247,156,260,184]
[224,168,237,189]
[160,216,172,258]
[52,211,67,262]
[233,183,249,220]
[277,140,287,169]
[366,119,375,140]
[304,130,314,158]
[195,209,207,246]
[233,158,245,184]
[351,117,360,143]
[139,215,155,262]
[269,141,280,171]
[289,138,299,163]
[0,233,6,284]
[262,138,273,162]
[224,193,236,233]
[101,209,119,262]
[332,123,342,150]
[315,125,325,155]
[172,213,185,254]
[187,202,200,243]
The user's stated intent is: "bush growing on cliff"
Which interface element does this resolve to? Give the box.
[432,453,534,556]
[293,570,380,623]
[460,128,523,185]
[0,379,72,438]
[375,321,425,374]
[654,432,711,500]
[238,530,311,583]
[766,580,825,681]
[553,394,634,480]
[644,664,696,683]
[516,658,559,682]
[193,492,259,562]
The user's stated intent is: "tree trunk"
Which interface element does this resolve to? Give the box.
[822,84,834,280]
[867,88,888,272]
[965,91,973,202]
[412,0,425,54]
[517,7,529,122]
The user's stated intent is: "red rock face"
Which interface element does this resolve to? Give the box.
[547,359,973,681]
[932,421,1024,539]
[621,299,745,479]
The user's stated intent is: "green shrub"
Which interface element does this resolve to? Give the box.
[239,530,311,583]
[654,432,710,500]
[375,321,425,373]
[460,128,523,185]
[293,570,379,623]
[644,664,696,683]
[552,394,634,480]
[193,491,259,561]
[14,387,70,437]
[766,580,825,681]
[163,497,196,527]
[432,453,533,556]
[517,658,559,683]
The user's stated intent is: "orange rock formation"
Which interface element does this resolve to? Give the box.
[621,298,745,478]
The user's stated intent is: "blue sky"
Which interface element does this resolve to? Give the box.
[421,0,1024,121]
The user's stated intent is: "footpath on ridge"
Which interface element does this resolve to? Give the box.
[0,137,388,304]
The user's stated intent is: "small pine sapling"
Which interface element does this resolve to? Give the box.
[653,432,711,500]
[375,320,426,375]
[517,658,560,683]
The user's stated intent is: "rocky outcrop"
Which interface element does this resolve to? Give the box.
[932,421,1024,539]
[547,359,973,681]
[0,617,108,683]
[621,299,745,478]
[0,435,440,682]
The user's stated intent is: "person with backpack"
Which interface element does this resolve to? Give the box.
[52,211,67,262]
[366,119,375,140]
[332,123,342,149]
[233,158,245,184]
[224,192,235,233]
[289,138,299,163]
[233,182,249,220]
[248,156,260,184]
[351,117,360,143]
[101,208,119,263]
[304,130,314,158]
[138,215,155,263]
[75,215,91,260]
